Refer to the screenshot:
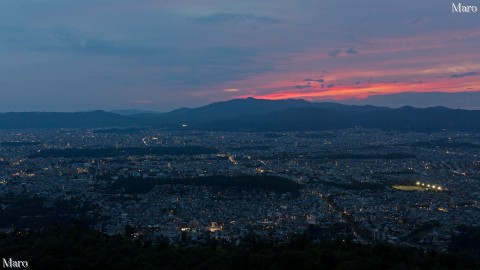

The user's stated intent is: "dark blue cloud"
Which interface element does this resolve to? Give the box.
[346,47,358,54]
[450,72,478,78]
[328,49,340,57]
[321,84,335,89]
[192,13,283,24]
[1,25,271,90]
[303,78,324,82]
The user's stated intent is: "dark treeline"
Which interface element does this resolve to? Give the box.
[30,146,218,158]
[0,195,99,229]
[0,224,478,270]
[264,133,285,138]
[403,140,480,149]
[229,145,272,151]
[1,141,42,147]
[109,175,302,196]
[449,225,480,260]
[306,153,416,160]
[261,152,415,161]
[294,133,337,139]
[93,128,147,134]
[316,180,385,191]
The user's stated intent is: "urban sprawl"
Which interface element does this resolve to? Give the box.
[1,128,479,252]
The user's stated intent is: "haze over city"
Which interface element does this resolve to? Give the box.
[1,0,479,112]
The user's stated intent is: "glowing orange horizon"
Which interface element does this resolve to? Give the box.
[216,27,480,103]
[237,79,480,101]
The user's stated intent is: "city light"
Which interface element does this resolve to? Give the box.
[413,181,445,192]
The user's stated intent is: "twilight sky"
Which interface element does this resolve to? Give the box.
[1,0,479,112]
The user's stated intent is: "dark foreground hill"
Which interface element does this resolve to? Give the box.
[0,224,478,270]
[2,98,480,132]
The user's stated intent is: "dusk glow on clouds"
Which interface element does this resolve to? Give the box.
[0,0,479,111]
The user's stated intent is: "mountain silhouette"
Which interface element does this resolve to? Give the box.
[1,98,480,132]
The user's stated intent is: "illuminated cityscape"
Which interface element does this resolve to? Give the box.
[1,127,479,253]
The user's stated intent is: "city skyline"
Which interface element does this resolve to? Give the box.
[1,0,479,112]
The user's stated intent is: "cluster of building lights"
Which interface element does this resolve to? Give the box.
[416,181,443,191]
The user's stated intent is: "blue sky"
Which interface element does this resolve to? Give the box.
[1,0,479,111]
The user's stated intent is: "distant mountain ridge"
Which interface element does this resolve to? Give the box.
[341,91,480,110]
[109,109,161,116]
[0,110,135,129]
[194,105,480,132]
[1,98,480,132]
[155,97,314,122]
